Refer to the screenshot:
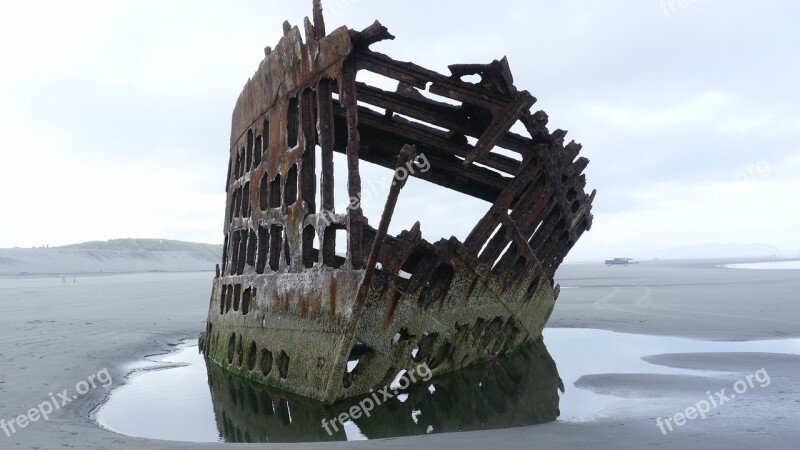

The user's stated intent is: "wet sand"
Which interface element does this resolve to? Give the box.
[0,260,798,449]
[550,259,800,340]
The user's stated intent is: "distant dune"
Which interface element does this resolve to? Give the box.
[62,238,222,257]
[0,239,221,275]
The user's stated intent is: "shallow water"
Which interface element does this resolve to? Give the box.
[96,338,561,443]
[95,329,800,443]
[546,328,800,420]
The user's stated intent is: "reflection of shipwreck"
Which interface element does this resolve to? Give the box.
[206,338,561,442]
[203,1,594,404]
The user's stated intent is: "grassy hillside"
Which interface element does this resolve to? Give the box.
[61,239,223,259]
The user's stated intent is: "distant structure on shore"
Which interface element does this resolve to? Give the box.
[203,0,595,403]
[605,258,639,266]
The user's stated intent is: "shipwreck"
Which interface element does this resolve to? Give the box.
[203,1,595,404]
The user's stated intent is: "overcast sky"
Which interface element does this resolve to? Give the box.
[1,0,798,259]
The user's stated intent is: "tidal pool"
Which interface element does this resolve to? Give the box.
[94,329,800,443]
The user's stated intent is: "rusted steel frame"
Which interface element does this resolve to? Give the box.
[536,192,593,274]
[572,156,590,178]
[300,88,317,212]
[464,150,548,254]
[478,215,535,269]
[334,117,496,203]
[312,0,325,39]
[549,158,594,233]
[463,92,536,168]
[355,50,511,111]
[549,128,569,147]
[349,20,395,49]
[225,158,232,193]
[547,244,575,278]
[540,231,571,272]
[352,144,502,202]
[483,213,542,272]
[449,57,515,96]
[324,145,416,398]
[479,178,546,264]
[467,201,555,282]
[520,110,551,143]
[330,83,522,175]
[331,110,511,200]
[207,2,596,404]
[300,88,318,266]
[528,207,563,259]
[560,185,588,233]
[359,222,423,279]
[313,49,339,267]
[344,103,519,177]
[441,241,534,333]
[477,223,510,265]
[542,240,572,279]
[525,200,560,247]
[339,60,365,269]
[550,206,593,268]
[492,240,527,276]
[228,231,240,276]
[493,189,558,272]
[508,168,547,217]
[317,78,336,212]
[564,139,582,161]
[393,241,443,295]
[569,190,595,232]
[354,81,532,161]
[353,150,499,202]
[381,222,422,274]
[403,247,448,295]
[221,235,229,274]
[354,114,513,186]
[517,188,558,239]
[357,144,416,310]
[237,228,247,275]
[525,139,575,222]
[464,211,507,255]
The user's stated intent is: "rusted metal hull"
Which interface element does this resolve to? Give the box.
[203,1,594,404]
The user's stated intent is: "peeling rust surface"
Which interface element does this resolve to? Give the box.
[204,0,595,404]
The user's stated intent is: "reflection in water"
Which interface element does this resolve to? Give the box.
[206,338,562,443]
[96,329,800,442]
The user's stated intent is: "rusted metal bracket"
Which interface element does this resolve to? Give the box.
[463,91,536,168]
[356,144,416,311]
